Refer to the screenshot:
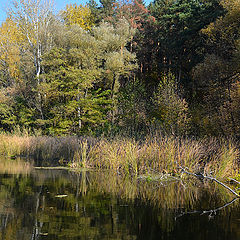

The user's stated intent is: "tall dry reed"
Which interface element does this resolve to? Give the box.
[0,131,238,179]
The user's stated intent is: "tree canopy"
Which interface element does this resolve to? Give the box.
[0,0,239,137]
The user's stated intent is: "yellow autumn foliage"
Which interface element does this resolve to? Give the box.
[0,18,24,80]
[62,4,94,30]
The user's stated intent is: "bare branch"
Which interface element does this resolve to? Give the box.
[176,197,239,220]
[177,164,240,197]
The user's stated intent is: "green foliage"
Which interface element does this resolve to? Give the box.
[116,77,147,134]
[0,90,16,129]
[148,0,224,88]
[99,0,117,19]
[191,0,240,136]
[152,73,192,135]
[0,0,239,137]
[37,20,136,135]
[87,0,101,24]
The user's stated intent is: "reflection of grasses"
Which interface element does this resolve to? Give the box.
[86,170,239,234]
[0,167,238,239]
[0,157,32,174]
[0,132,239,179]
[87,170,236,214]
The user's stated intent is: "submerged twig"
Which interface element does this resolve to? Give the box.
[201,197,238,215]
[175,197,239,220]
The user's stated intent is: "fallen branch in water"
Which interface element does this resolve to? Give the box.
[229,178,240,185]
[175,197,239,220]
[177,165,240,198]
[205,175,240,197]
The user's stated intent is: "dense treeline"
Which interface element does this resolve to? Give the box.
[0,0,239,137]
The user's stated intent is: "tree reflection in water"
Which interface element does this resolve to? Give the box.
[0,160,239,240]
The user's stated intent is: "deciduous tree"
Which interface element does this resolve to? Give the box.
[62,3,94,30]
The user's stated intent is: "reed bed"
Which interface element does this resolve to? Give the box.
[0,132,239,179]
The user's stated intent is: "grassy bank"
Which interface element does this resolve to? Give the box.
[0,132,239,179]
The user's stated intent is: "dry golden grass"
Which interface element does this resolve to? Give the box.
[203,139,240,179]
[0,131,238,179]
[0,134,31,157]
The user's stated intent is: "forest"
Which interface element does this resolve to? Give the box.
[1,2,240,238]
[0,0,239,138]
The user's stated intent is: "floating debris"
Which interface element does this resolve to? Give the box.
[40,233,49,236]
[55,194,68,198]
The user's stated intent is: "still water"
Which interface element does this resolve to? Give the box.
[0,159,240,240]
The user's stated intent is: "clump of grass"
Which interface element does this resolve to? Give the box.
[203,139,239,179]
[89,136,239,179]
[0,131,238,179]
[136,137,204,176]
[89,139,137,173]
[176,138,205,173]
[72,139,89,168]
[0,134,31,158]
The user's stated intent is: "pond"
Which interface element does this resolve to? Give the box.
[0,158,240,240]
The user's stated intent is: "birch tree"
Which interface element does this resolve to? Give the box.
[9,0,55,119]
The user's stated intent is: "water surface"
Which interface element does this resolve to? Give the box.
[0,159,240,240]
